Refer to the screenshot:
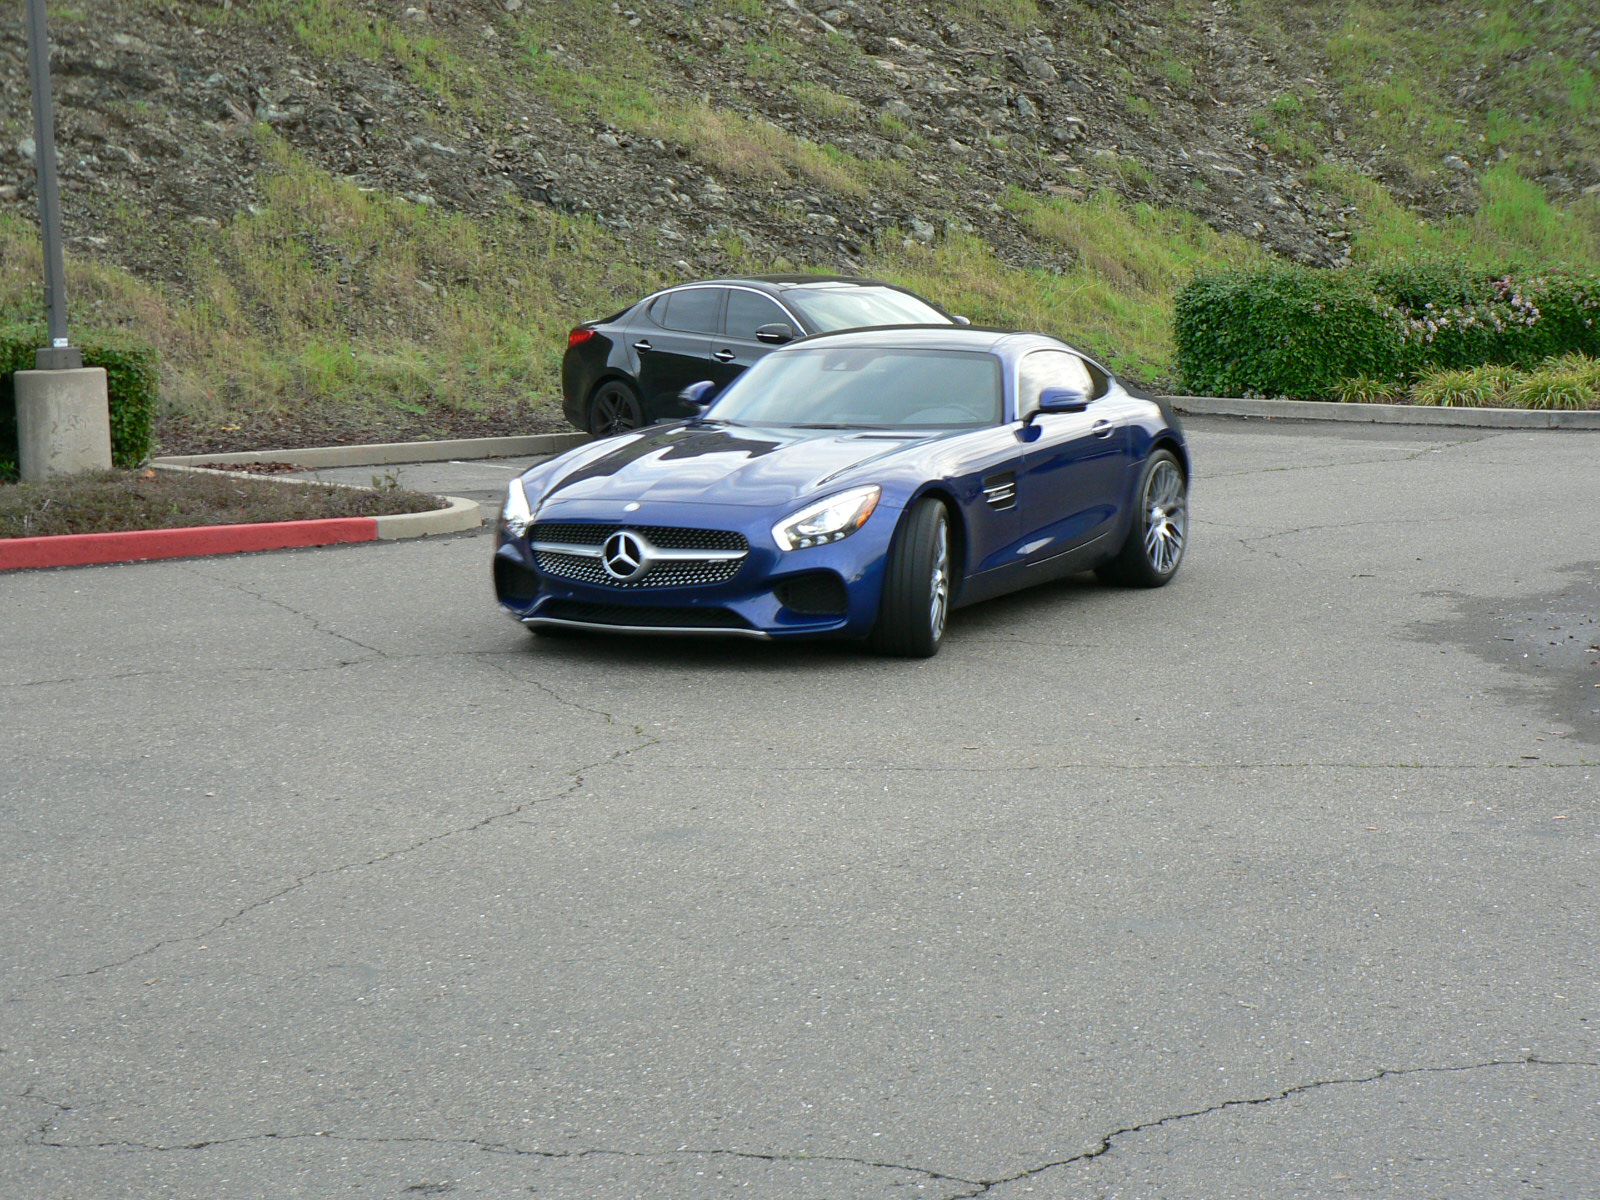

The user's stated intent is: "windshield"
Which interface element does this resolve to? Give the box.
[708,347,1002,430]
[784,285,950,332]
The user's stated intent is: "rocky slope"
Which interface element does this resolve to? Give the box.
[1,0,1596,449]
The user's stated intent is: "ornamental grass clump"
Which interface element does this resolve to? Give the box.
[1329,375,1403,403]
[1408,363,1520,407]
[1504,354,1600,410]
[1405,354,1600,409]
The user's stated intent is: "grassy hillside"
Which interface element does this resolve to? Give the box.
[0,0,1595,450]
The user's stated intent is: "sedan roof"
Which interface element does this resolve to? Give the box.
[778,324,1072,358]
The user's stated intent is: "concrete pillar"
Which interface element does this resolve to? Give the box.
[15,367,112,481]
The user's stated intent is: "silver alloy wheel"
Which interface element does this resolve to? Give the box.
[929,514,950,639]
[1142,459,1186,575]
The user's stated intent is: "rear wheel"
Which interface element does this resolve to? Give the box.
[870,498,951,658]
[1096,449,1187,587]
[588,380,645,437]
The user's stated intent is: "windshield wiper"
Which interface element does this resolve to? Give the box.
[790,422,882,430]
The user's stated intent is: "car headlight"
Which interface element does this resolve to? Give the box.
[501,478,534,538]
[772,485,881,551]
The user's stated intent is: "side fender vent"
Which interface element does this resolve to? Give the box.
[982,472,1017,510]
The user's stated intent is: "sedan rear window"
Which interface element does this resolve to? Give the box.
[783,285,950,332]
[710,347,1001,429]
[651,287,723,334]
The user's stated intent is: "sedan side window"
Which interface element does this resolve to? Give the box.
[1017,350,1096,419]
[725,290,791,341]
[657,287,724,334]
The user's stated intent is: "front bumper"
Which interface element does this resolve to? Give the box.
[493,499,900,640]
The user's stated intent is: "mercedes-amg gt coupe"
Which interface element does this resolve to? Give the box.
[497,325,1188,657]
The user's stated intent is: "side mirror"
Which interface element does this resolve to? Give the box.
[952,314,971,326]
[1035,385,1090,415]
[754,322,795,345]
[679,380,718,409]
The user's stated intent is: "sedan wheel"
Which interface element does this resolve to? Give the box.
[870,498,951,658]
[1096,449,1187,587]
[588,381,645,437]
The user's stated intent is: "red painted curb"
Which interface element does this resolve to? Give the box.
[0,518,378,571]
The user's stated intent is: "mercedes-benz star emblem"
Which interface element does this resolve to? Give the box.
[601,531,650,581]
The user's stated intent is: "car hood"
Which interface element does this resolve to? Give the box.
[533,422,928,512]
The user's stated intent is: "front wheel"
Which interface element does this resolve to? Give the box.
[870,498,952,658]
[1096,449,1187,587]
[587,380,645,437]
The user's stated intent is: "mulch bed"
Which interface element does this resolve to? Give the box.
[0,469,444,539]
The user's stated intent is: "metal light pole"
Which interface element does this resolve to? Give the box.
[16,0,110,481]
[25,0,81,370]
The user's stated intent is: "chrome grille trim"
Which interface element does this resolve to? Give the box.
[529,522,748,551]
[528,523,749,589]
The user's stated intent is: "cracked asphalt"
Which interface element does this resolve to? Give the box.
[3,416,1597,1198]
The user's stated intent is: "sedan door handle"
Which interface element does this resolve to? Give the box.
[712,349,737,362]
[632,339,653,352]
[1091,419,1114,439]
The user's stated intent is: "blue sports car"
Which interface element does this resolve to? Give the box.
[494,326,1188,656]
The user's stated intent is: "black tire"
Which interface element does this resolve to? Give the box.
[588,380,645,437]
[1096,448,1187,587]
[869,498,952,658]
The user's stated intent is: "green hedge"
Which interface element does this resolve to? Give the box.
[1174,265,1402,398]
[1,324,159,472]
[1175,263,1600,398]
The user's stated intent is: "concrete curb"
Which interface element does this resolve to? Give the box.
[1,516,382,571]
[374,494,484,540]
[151,430,590,469]
[1167,395,1600,429]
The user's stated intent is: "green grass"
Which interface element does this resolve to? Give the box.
[249,0,482,106]
[1310,0,1600,175]
[1,135,666,428]
[929,0,1042,31]
[787,82,865,125]
[1310,162,1600,268]
[867,190,1264,382]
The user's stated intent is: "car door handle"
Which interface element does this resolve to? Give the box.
[632,339,653,352]
[1091,419,1114,439]
[712,349,736,362]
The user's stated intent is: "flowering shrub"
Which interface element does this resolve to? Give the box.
[1176,263,1600,399]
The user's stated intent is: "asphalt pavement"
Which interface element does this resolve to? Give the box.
[303,454,539,520]
[2,415,1597,1199]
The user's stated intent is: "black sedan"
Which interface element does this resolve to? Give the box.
[561,275,966,435]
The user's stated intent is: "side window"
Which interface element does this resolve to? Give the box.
[725,290,790,341]
[656,287,723,334]
[1017,350,1095,417]
[1083,359,1110,399]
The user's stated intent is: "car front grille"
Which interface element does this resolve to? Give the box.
[530,522,747,552]
[533,551,744,588]
[528,522,749,589]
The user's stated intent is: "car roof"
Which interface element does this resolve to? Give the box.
[775,324,1076,357]
[660,275,909,293]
